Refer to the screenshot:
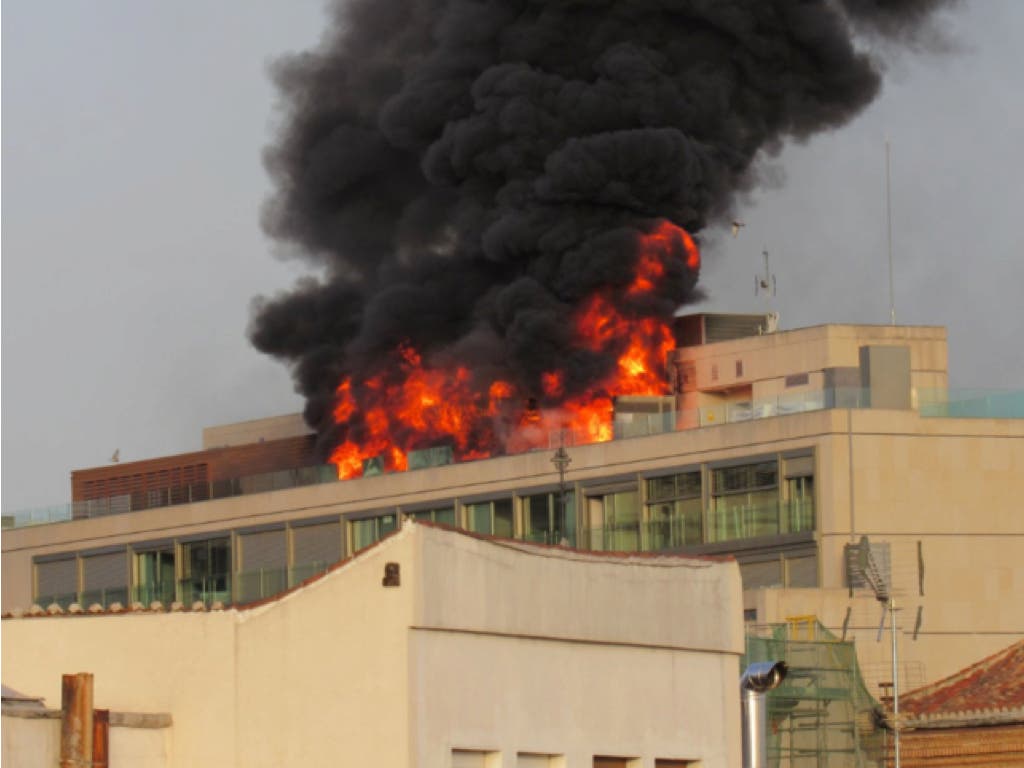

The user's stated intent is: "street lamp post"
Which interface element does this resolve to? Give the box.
[551,436,571,545]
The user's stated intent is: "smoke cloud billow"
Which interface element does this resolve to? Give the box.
[251,0,955,462]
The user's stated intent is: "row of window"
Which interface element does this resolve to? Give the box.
[33,455,815,608]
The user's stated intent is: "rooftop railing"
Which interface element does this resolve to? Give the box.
[5,387,1019,532]
[3,465,336,531]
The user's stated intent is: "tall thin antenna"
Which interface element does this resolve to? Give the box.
[886,139,896,325]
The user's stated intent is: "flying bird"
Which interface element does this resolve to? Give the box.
[110,449,120,463]
[731,220,745,238]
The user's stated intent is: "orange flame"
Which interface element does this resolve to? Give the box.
[329,220,698,478]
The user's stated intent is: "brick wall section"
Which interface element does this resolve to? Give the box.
[71,434,320,505]
[892,724,1024,767]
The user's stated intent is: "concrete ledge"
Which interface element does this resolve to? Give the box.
[2,707,171,728]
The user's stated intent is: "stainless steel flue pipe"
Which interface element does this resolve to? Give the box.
[741,661,788,768]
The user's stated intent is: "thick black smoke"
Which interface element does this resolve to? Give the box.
[252,0,955,459]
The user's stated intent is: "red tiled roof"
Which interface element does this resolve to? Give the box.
[899,639,1024,729]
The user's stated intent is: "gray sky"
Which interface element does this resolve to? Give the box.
[3,2,1022,512]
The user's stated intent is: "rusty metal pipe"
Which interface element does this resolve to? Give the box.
[93,708,110,768]
[60,672,94,768]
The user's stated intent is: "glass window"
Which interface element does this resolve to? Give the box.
[237,529,288,604]
[523,491,576,546]
[465,499,513,538]
[645,471,702,549]
[740,559,783,589]
[180,537,231,605]
[647,497,702,550]
[786,475,815,532]
[351,514,398,552]
[709,461,779,542]
[407,506,456,526]
[81,550,128,608]
[587,489,640,551]
[134,548,176,605]
[35,557,78,608]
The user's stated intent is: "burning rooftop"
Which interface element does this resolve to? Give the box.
[250,0,960,476]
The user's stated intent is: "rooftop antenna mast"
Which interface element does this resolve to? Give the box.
[886,140,896,325]
[755,248,776,298]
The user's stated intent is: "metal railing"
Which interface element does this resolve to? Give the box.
[6,387,1019,531]
[582,501,814,552]
[4,465,336,530]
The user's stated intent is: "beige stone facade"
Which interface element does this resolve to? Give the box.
[2,522,744,767]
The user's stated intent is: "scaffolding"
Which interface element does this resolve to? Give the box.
[744,616,886,768]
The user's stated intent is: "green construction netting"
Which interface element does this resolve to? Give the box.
[744,619,887,768]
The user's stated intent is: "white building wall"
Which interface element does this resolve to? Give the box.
[411,631,738,767]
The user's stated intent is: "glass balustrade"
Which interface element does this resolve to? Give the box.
[6,387,1019,531]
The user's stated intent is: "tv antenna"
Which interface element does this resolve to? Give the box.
[755,249,776,297]
[855,536,902,768]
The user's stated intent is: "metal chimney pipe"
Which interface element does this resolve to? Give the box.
[60,672,94,768]
[741,661,788,768]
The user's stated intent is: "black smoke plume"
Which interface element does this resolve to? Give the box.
[251,0,955,462]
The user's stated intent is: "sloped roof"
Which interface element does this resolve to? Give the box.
[899,639,1024,729]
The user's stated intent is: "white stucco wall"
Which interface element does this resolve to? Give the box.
[3,523,742,767]
[2,610,236,766]
[0,715,170,768]
[409,524,744,767]
[411,631,737,767]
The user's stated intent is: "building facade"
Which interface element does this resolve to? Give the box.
[3,318,1022,692]
[2,522,744,767]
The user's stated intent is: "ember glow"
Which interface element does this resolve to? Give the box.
[328,221,698,479]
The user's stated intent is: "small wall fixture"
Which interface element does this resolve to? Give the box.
[383,562,401,587]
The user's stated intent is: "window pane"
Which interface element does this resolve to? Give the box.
[468,503,492,535]
[526,494,551,542]
[647,476,677,501]
[787,476,815,532]
[35,557,78,606]
[134,549,175,605]
[240,529,287,571]
[649,471,701,500]
[606,490,639,550]
[293,522,342,570]
[493,499,513,538]
[649,496,703,550]
[740,560,783,589]
[753,462,778,487]
[714,462,777,493]
[609,491,639,525]
[180,538,231,604]
[708,490,779,542]
[562,490,576,546]
[433,507,456,526]
[352,519,376,551]
[82,551,129,607]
